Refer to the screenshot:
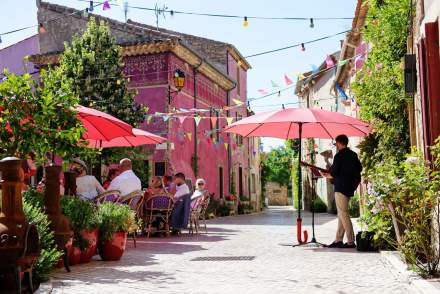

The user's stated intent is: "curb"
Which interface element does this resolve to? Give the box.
[381,251,440,294]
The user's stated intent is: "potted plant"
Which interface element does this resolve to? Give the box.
[60,196,99,264]
[97,202,137,261]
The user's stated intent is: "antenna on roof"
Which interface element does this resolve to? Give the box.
[154,3,168,30]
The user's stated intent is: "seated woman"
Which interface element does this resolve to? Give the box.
[145,176,170,199]
[192,178,208,201]
[71,158,105,201]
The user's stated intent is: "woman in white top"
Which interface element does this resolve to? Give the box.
[71,158,105,201]
[191,178,207,200]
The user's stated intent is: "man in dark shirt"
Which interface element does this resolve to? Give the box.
[322,134,362,248]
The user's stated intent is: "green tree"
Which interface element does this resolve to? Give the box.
[262,144,295,187]
[59,18,144,126]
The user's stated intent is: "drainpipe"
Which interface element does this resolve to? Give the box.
[226,52,232,195]
[193,60,203,177]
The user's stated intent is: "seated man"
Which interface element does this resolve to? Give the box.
[173,172,190,200]
[107,158,141,196]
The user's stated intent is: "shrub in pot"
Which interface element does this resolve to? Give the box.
[60,196,99,264]
[97,202,137,261]
[22,189,63,283]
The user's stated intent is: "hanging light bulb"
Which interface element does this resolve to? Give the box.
[39,23,46,34]
[83,8,89,17]
[301,43,305,51]
[243,16,249,27]
[0,36,2,44]
[278,91,281,97]
[309,18,314,28]
[170,10,174,16]
[89,1,94,12]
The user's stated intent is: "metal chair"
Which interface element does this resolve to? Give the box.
[144,195,174,238]
[117,190,144,247]
[94,190,121,204]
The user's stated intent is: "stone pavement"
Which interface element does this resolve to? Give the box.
[46,207,413,294]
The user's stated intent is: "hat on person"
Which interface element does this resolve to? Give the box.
[72,158,88,171]
[196,178,205,186]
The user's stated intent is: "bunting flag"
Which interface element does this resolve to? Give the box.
[146,116,153,124]
[335,83,348,100]
[297,72,305,80]
[144,107,150,113]
[284,74,293,86]
[116,0,124,5]
[325,55,335,68]
[232,98,243,106]
[102,0,111,10]
[258,89,269,95]
[226,117,234,125]
[338,59,348,67]
[162,115,169,122]
[311,64,319,74]
[224,143,229,151]
[211,117,217,127]
[194,116,202,126]
[178,116,186,124]
[186,132,192,141]
[271,80,279,88]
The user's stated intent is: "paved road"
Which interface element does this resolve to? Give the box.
[47,207,412,294]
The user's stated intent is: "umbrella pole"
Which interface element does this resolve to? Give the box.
[295,123,306,244]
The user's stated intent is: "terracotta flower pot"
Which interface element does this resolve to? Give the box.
[69,246,82,266]
[98,232,127,261]
[80,229,99,263]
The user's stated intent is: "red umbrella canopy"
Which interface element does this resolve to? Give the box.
[87,128,166,148]
[224,108,370,139]
[76,105,134,141]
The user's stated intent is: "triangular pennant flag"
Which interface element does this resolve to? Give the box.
[144,107,150,113]
[284,74,293,86]
[146,116,153,124]
[194,116,202,126]
[338,59,348,67]
[297,72,305,80]
[325,55,335,68]
[178,116,186,124]
[162,115,169,122]
[258,89,268,95]
[186,132,192,141]
[211,117,218,127]
[116,0,123,5]
[102,0,111,10]
[226,117,234,125]
[224,143,229,150]
[232,98,243,106]
[270,80,279,88]
[311,64,319,74]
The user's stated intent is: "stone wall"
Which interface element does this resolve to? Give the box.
[265,182,288,206]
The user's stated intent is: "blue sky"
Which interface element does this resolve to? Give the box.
[0,0,356,150]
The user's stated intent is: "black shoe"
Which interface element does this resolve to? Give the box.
[342,242,356,249]
[326,241,343,248]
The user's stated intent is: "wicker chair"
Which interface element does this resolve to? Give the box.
[144,195,174,238]
[117,190,144,247]
[189,192,211,235]
[94,190,121,204]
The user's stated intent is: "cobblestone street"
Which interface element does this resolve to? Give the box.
[47,207,412,294]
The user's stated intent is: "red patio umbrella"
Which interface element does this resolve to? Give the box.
[87,128,166,148]
[224,107,370,246]
[76,105,134,141]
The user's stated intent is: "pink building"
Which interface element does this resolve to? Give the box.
[1,1,261,203]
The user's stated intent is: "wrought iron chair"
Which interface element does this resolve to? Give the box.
[144,195,174,238]
[117,190,144,247]
[94,190,121,204]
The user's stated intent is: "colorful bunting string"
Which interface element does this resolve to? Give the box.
[284,74,293,86]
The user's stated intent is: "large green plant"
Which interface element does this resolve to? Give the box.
[0,70,88,163]
[61,196,99,250]
[23,190,62,281]
[97,202,137,242]
[351,0,413,174]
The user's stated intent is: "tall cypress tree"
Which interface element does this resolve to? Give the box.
[59,18,144,126]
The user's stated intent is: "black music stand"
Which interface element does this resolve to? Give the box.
[292,165,325,247]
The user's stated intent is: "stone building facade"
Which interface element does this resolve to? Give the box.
[265,182,288,206]
[1,1,262,205]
